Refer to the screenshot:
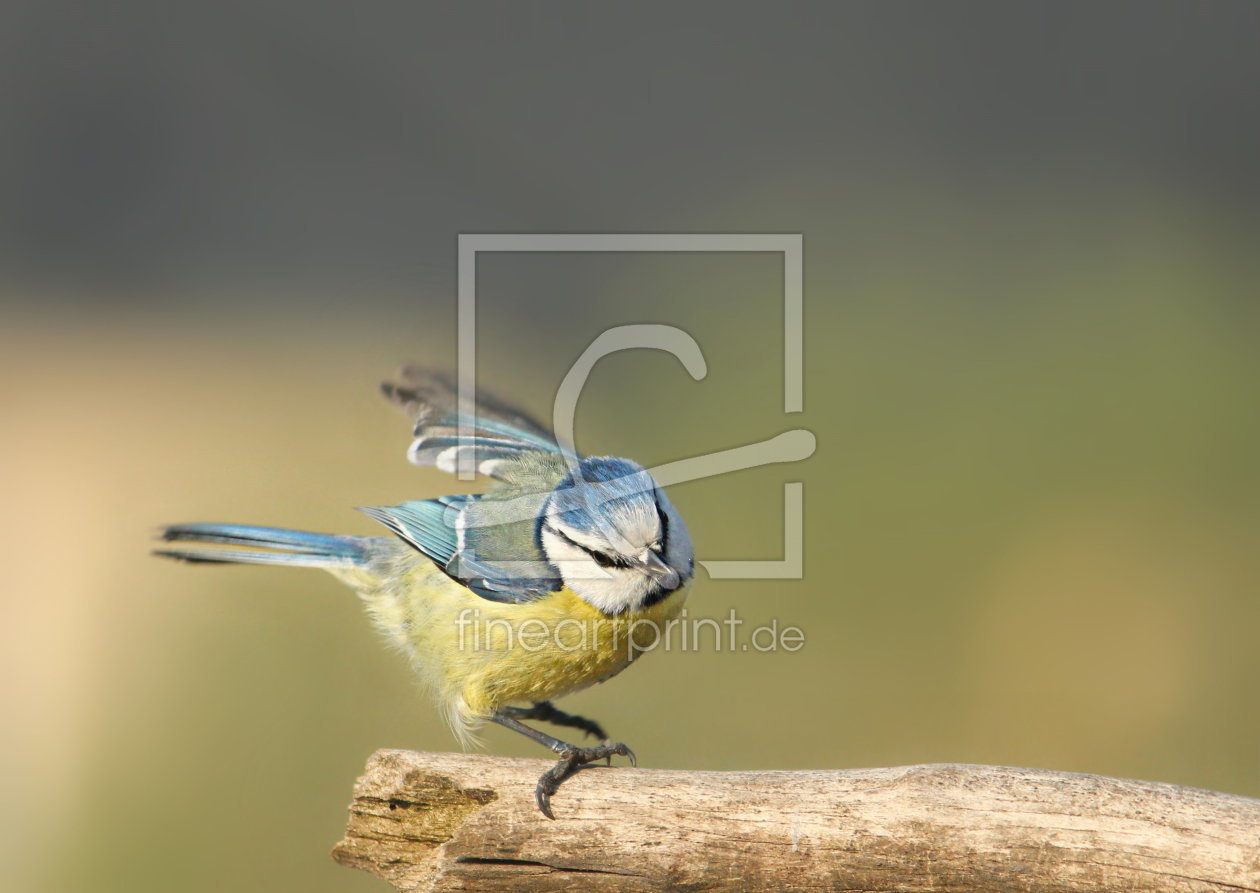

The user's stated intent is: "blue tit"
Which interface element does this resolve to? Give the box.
[155,366,694,816]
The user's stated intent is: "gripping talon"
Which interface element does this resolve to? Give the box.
[535,781,558,819]
[531,741,636,818]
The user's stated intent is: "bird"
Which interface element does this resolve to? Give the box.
[154,366,695,817]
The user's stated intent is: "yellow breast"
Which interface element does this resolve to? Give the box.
[458,585,692,715]
[347,555,691,744]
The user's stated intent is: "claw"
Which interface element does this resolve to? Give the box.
[530,741,637,818]
[535,784,557,819]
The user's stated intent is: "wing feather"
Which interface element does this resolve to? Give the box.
[382,366,567,478]
[359,493,562,604]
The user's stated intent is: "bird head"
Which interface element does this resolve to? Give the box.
[540,457,693,614]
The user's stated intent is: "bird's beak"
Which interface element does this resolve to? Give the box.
[641,550,680,591]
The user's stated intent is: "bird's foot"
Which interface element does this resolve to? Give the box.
[535,741,636,819]
[508,701,608,741]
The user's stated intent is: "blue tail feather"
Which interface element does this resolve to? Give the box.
[155,523,368,568]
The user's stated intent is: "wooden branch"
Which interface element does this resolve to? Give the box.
[332,749,1260,892]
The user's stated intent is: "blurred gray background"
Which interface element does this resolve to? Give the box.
[2,3,1258,892]
[3,2,1258,299]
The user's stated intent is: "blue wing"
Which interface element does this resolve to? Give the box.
[358,496,466,567]
[382,366,570,479]
[359,494,562,604]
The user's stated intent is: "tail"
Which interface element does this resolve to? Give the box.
[154,523,370,569]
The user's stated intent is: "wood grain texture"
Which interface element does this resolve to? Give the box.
[332,750,1260,892]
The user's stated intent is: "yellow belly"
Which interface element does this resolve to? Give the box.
[343,555,690,744]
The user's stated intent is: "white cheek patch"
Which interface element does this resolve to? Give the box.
[539,528,613,581]
[548,520,607,553]
[540,527,652,613]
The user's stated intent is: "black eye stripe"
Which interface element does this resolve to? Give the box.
[588,549,622,569]
[544,522,631,568]
[655,493,670,548]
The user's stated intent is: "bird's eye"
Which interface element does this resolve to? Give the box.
[547,522,631,569]
[648,540,663,553]
[589,550,620,569]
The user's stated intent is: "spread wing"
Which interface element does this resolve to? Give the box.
[382,365,570,479]
[359,493,562,604]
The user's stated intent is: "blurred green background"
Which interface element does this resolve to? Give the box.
[3,3,1258,892]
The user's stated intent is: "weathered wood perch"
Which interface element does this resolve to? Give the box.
[333,749,1260,892]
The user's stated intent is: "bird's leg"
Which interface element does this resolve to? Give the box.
[501,702,617,770]
[501,700,608,741]
[490,710,636,819]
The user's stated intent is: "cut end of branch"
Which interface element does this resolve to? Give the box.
[332,750,501,889]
